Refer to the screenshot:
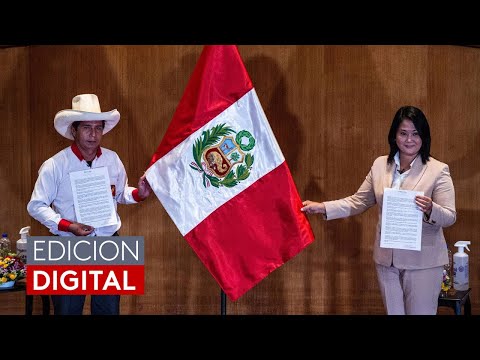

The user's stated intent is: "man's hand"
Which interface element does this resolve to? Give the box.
[138,174,152,199]
[68,222,94,236]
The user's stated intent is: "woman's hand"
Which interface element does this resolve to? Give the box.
[415,195,433,215]
[301,200,326,214]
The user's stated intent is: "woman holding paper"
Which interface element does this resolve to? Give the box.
[301,105,456,315]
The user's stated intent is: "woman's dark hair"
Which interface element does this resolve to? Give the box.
[387,106,431,164]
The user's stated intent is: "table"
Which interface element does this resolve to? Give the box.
[1,282,50,315]
[438,288,471,315]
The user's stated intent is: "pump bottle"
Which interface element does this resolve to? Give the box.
[0,233,10,252]
[16,226,30,264]
[453,241,471,291]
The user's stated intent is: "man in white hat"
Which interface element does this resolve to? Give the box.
[27,94,152,315]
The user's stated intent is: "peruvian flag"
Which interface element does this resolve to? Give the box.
[146,45,314,301]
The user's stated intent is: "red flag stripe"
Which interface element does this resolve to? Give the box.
[185,163,314,301]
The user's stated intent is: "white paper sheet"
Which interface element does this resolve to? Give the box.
[380,188,423,251]
[69,167,118,228]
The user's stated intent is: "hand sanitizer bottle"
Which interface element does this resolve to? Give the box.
[453,241,471,291]
[0,233,11,252]
[16,226,31,264]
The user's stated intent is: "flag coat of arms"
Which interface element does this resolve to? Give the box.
[146,45,314,301]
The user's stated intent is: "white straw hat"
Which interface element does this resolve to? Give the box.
[53,94,120,140]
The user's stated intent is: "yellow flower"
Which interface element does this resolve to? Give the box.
[0,251,26,283]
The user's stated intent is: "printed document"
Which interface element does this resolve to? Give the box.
[69,167,118,228]
[380,188,423,251]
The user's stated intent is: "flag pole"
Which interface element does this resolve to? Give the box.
[221,289,227,315]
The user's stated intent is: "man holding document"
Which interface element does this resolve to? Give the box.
[27,94,152,315]
[301,106,456,315]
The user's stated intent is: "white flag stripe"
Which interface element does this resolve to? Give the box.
[146,89,285,235]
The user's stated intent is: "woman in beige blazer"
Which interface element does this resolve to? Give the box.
[301,106,456,315]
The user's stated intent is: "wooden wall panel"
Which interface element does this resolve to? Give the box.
[0,47,31,314]
[1,45,479,315]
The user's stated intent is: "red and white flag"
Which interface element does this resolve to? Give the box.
[146,45,314,301]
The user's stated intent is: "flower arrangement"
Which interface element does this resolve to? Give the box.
[441,269,452,293]
[0,251,26,284]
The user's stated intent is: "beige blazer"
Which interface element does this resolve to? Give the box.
[324,155,456,269]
